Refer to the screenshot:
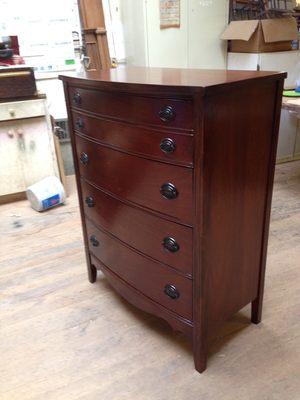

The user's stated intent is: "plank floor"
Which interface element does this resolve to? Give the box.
[0,161,299,400]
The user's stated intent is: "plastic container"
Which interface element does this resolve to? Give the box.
[26,176,65,212]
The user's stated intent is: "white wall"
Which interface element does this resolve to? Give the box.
[120,0,229,69]
[120,0,149,65]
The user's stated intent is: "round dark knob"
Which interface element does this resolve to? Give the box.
[164,284,180,300]
[80,152,89,165]
[90,235,99,247]
[163,237,180,253]
[73,92,81,105]
[85,196,95,208]
[159,106,176,122]
[75,117,84,129]
[160,138,176,154]
[160,183,178,200]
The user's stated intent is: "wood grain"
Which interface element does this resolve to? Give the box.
[85,219,193,320]
[75,134,194,224]
[0,167,299,399]
[61,68,286,373]
[69,86,194,129]
[71,110,194,167]
[81,179,193,276]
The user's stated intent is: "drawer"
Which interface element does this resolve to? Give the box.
[72,111,194,167]
[69,86,193,130]
[81,179,193,276]
[75,135,194,224]
[86,220,193,320]
[0,99,46,122]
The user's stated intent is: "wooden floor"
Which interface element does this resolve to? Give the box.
[1,161,299,400]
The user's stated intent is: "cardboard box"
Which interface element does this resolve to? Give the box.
[221,17,299,53]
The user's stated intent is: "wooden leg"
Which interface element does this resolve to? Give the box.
[251,296,263,324]
[193,339,208,373]
[88,264,97,284]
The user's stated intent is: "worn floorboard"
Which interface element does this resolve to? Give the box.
[0,161,299,400]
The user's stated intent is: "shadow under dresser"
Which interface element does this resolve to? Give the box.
[60,67,286,373]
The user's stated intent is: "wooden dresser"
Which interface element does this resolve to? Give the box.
[60,67,286,373]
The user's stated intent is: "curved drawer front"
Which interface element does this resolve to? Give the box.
[69,86,193,130]
[75,135,194,224]
[86,220,193,320]
[81,179,193,276]
[72,111,194,167]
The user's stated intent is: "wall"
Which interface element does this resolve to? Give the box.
[119,0,148,65]
[120,0,229,69]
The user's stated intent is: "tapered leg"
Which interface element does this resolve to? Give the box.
[88,264,97,283]
[193,338,208,373]
[251,296,263,324]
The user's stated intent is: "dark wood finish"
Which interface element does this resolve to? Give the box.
[75,134,194,224]
[81,179,193,276]
[62,83,96,284]
[69,86,194,130]
[60,66,286,373]
[86,220,193,320]
[61,67,283,93]
[251,78,285,324]
[91,255,193,338]
[71,111,194,167]
[0,67,37,100]
[203,79,279,336]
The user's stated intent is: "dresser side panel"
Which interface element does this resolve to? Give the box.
[62,82,96,283]
[202,79,282,334]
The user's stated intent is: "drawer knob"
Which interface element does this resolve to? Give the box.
[163,237,180,253]
[80,152,89,165]
[159,105,176,122]
[160,183,178,200]
[73,92,81,105]
[85,196,95,208]
[164,284,180,300]
[160,138,176,154]
[75,117,84,129]
[90,235,99,247]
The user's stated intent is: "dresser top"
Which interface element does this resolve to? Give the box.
[60,66,286,93]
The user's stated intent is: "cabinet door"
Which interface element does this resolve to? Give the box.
[0,117,59,197]
[0,122,25,196]
[260,51,300,90]
[277,109,298,162]
[16,117,59,187]
[294,119,300,160]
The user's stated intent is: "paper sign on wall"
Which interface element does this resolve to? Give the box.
[159,0,180,29]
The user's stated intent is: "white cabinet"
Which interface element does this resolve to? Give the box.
[277,109,300,162]
[0,98,59,199]
[227,50,300,162]
[227,51,300,89]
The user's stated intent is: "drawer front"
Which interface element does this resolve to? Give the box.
[86,220,193,320]
[69,86,193,130]
[0,99,46,122]
[76,135,194,224]
[72,111,194,167]
[81,179,193,276]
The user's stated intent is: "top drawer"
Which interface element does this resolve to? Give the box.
[68,86,194,130]
[0,99,46,122]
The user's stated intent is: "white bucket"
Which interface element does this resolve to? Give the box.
[26,176,66,212]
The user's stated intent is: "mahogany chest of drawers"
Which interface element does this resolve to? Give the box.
[60,67,286,373]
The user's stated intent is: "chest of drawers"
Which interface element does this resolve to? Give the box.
[60,67,286,373]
